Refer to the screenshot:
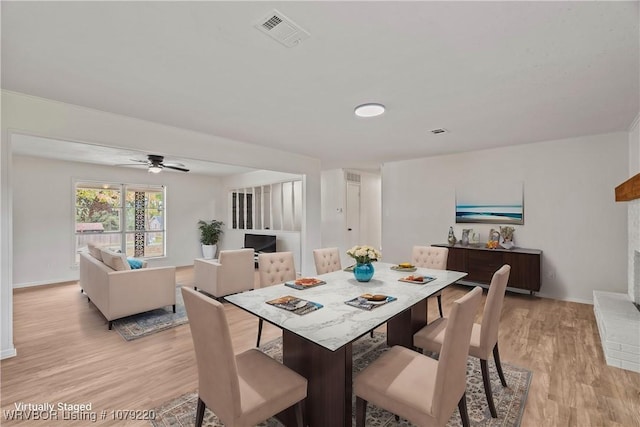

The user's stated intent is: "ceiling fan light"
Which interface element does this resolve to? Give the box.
[354,103,385,118]
[148,165,162,174]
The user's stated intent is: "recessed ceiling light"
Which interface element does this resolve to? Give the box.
[354,103,385,118]
[430,128,447,134]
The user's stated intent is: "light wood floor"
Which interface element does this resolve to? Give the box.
[2,267,639,426]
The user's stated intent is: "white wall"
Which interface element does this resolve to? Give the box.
[320,169,382,268]
[382,132,629,303]
[628,114,640,302]
[1,91,322,359]
[12,155,223,286]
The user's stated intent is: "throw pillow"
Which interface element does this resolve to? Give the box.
[127,258,144,269]
[100,249,131,271]
[87,243,103,261]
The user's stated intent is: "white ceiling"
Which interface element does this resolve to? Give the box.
[2,1,639,171]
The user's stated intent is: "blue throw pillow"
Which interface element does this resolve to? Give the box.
[127,258,144,269]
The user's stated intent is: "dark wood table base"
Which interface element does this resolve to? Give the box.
[280,331,353,427]
[278,299,428,426]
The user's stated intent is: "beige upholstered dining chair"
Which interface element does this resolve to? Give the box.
[412,245,449,318]
[181,287,307,427]
[313,247,342,275]
[193,249,254,298]
[256,251,296,347]
[414,264,511,418]
[354,286,483,427]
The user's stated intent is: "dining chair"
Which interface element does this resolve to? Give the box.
[256,251,296,347]
[413,264,511,418]
[412,245,449,318]
[181,287,307,427]
[194,248,254,298]
[313,247,342,275]
[354,286,483,427]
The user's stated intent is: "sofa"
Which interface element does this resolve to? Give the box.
[79,246,176,329]
[194,248,255,298]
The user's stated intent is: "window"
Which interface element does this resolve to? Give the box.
[75,181,166,261]
[230,179,301,232]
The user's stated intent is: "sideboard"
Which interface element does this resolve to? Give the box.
[432,243,542,295]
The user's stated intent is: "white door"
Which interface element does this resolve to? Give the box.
[346,182,361,249]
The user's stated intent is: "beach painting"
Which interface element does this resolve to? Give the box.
[456,181,524,224]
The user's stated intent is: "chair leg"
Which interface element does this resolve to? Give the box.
[256,319,264,347]
[108,321,112,330]
[356,397,367,427]
[294,400,304,427]
[458,392,470,427]
[370,330,374,338]
[173,304,176,313]
[493,343,508,387]
[437,294,443,318]
[480,358,498,418]
[195,397,205,427]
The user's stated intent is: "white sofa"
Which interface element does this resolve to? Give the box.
[79,249,176,329]
[194,248,255,298]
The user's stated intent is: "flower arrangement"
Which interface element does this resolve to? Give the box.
[347,245,381,265]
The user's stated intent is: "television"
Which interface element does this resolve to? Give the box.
[244,233,276,254]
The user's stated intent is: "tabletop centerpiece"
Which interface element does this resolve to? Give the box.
[347,245,381,282]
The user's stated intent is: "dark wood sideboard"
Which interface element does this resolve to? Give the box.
[432,243,542,295]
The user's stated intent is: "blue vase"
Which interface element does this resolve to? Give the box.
[354,262,375,282]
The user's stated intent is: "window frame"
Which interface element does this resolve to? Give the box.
[73,180,167,262]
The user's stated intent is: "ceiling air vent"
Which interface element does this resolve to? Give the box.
[346,172,361,183]
[430,128,447,135]
[254,10,310,48]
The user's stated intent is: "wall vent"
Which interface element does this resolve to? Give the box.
[346,172,361,183]
[254,10,310,48]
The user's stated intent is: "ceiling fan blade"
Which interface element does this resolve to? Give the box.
[163,165,190,172]
[130,159,151,164]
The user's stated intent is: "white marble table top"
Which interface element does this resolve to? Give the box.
[225,262,467,351]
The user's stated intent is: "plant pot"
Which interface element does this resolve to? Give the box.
[353,262,375,282]
[202,244,217,260]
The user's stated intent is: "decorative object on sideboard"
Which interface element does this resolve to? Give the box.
[470,230,481,246]
[500,226,515,249]
[198,219,224,259]
[486,229,501,249]
[447,226,457,245]
[461,228,472,246]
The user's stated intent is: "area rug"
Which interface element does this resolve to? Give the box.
[150,333,532,427]
[112,286,188,341]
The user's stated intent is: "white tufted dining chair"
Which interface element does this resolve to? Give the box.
[412,245,449,318]
[313,247,342,275]
[414,265,511,419]
[256,252,297,347]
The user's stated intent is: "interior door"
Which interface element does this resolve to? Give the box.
[346,182,361,249]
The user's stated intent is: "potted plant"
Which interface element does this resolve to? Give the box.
[198,219,224,259]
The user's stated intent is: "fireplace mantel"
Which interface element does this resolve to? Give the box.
[616,172,640,202]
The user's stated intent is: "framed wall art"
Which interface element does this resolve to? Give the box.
[455,181,524,225]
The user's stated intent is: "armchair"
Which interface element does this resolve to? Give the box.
[194,248,255,298]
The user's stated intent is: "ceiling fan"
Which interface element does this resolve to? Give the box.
[127,154,190,173]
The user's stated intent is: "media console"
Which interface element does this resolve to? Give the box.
[432,243,542,295]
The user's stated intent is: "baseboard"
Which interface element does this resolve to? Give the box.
[13,278,78,289]
[1,347,17,359]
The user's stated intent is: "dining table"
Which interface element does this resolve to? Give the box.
[225,262,467,427]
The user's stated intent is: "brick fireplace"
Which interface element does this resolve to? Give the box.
[593,173,640,373]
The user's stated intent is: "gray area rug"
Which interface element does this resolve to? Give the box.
[112,286,187,341]
[151,333,532,427]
